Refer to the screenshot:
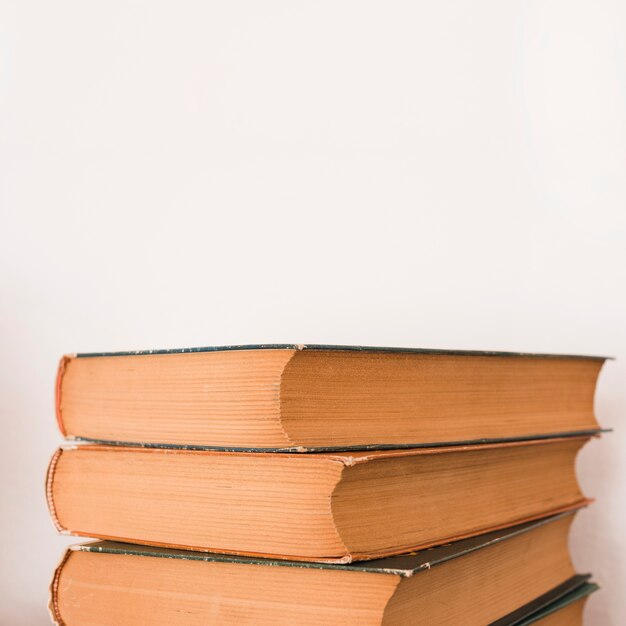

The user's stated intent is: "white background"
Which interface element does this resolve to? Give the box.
[1,1,625,623]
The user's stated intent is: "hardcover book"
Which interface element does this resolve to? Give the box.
[49,512,589,625]
[55,344,606,450]
[46,436,590,562]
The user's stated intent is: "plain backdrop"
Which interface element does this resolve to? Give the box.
[1,0,625,623]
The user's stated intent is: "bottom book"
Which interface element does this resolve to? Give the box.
[49,512,595,625]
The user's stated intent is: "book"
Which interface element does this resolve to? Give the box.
[55,345,606,450]
[46,436,590,562]
[48,512,586,626]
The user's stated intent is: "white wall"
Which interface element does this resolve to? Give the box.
[1,1,625,623]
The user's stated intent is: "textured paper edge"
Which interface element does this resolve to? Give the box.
[55,356,72,437]
[45,449,66,533]
[48,548,71,626]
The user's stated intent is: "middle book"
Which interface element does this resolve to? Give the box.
[46,436,589,563]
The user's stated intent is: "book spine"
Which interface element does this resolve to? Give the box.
[55,357,70,436]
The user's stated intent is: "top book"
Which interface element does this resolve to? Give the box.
[56,344,606,451]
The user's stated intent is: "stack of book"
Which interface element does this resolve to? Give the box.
[47,345,607,625]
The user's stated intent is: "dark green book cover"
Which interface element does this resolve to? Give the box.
[501,581,598,625]
[74,343,610,360]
